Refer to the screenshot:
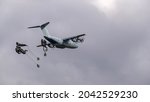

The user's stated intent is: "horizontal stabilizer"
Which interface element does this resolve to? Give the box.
[28,22,50,29]
[41,22,49,29]
[28,26,41,29]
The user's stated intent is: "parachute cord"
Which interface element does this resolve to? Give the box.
[27,46,40,61]
[26,53,40,68]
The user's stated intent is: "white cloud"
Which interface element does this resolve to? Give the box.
[90,0,116,16]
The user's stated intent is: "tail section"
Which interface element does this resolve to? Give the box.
[28,22,50,37]
[28,25,41,29]
[28,22,49,29]
[41,22,49,29]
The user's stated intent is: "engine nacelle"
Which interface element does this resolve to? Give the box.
[72,38,84,43]
[48,43,55,48]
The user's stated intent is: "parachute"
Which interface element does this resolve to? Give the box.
[15,42,40,68]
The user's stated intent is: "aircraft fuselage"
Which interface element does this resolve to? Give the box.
[44,36,78,49]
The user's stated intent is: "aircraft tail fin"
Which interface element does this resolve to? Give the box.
[28,22,50,37]
[28,22,50,30]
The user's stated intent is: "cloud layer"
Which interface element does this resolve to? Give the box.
[0,0,150,84]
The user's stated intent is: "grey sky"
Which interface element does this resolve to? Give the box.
[0,0,150,84]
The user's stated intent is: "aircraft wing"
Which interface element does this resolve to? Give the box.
[63,34,86,42]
